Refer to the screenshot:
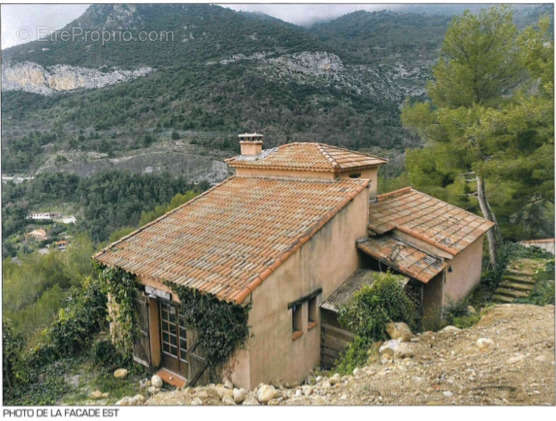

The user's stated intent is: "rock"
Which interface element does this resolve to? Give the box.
[302,385,313,396]
[89,390,104,399]
[147,386,159,395]
[315,376,323,382]
[130,394,145,405]
[295,389,303,397]
[329,373,341,385]
[223,378,234,389]
[507,354,525,364]
[213,385,233,400]
[243,395,260,406]
[257,384,278,403]
[440,325,461,334]
[379,339,415,359]
[222,395,236,405]
[191,397,203,405]
[320,380,331,388]
[386,322,413,342]
[476,337,495,351]
[233,388,247,404]
[113,368,128,379]
[353,368,362,376]
[467,305,477,315]
[151,375,163,388]
[535,355,547,362]
[443,391,453,398]
[115,396,132,406]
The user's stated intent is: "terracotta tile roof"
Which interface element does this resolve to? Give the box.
[369,187,494,256]
[94,176,369,304]
[226,142,386,173]
[357,236,446,284]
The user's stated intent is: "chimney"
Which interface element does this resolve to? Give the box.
[239,133,263,156]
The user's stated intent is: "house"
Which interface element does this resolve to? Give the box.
[26,228,47,242]
[93,134,493,389]
[519,238,555,255]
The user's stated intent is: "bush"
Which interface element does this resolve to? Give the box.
[338,272,417,342]
[334,272,417,373]
[517,260,555,306]
[3,319,27,397]
[92,339,127,369]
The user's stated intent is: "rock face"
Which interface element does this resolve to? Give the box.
[386,322,413,342]
[2,61,152,95]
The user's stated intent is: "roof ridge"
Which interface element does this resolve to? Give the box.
[376,186,413,201]
[316,143,340,168]
[94,176,235,259]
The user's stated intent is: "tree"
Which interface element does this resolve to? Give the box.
[402,6,553,266]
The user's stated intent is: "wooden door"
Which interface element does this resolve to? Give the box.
[159,301,189,377]
[133,293,151,366]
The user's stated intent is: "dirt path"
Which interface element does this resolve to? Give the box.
[146,304,555,406]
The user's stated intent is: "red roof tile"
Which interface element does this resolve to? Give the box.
[94,176,369,304]
[369,187,494,256]
[357,236,446,284]
[226,142,386,173]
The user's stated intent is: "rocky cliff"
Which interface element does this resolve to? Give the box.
[2,61,152,95]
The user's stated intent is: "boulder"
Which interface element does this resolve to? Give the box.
[89,390,104,400]
[233,388,247,404]
[115,396,132,406]
[440,325,461,334]
[130,394,145,405]
[476,337,495,351]
[257,384,278,403]
[191,397,203,406]
[329,373,341,385]
[147,386,159,395]
[302,385,313,396]
[139,378,151,389]
[379,339,415,359]
[243,395,260,406]
[467,305,477,315]
[222,395,236,405]
[151,375,163,388]
[213,385,233,400]
[113,368,128,379]
[386,322,413,342]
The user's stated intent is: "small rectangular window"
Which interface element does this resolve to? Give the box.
[292,304,302,333]
[308,296,317,324]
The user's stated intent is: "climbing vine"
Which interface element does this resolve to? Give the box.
[166,283,250,367]
[98,265,139,359]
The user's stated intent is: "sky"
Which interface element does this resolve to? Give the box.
[0,2,399,49]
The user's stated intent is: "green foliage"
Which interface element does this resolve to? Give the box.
[108,226,136,243]
[334,272,417,373]
[28,276,107,366]
[443,300,481,329]
[517,260,555,306]
[98,266,139,359]
[3,319,26,399]
[338,272,417,342]
[92,339,127,370]
[168,284,250,367]
[402,6,554,242]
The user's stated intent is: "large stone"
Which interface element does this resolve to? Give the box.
[213,385,233,400]
[191,397,203,405]
[329,373,341,385]
[257,384,278,403]
[386,322,413,342]
[151,375,163,388]
[476,337,495,351]
[243,395,260,406]
[223,378,234,389]
[302,385,313,396]
[379,339,415,359]
[222,395,236,405]
[233,388,247,404]
[130,394,145,405]
[440,325,461,334]
[89,390,104,400]
[115,396,133,406]
[113,368,128,379]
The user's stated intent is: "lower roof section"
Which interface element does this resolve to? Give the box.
[357,235,446,284]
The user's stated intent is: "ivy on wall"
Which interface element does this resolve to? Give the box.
[166,283,250,367]
[98,265,139,359]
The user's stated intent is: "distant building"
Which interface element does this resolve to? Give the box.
[54,240,68,251]
[26,228,47,241]
[520,239,555,255]
[94,134,494,389]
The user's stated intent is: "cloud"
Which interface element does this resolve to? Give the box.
[222,4,397,26]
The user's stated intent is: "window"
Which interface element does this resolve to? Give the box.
[292,304,302,333]
[308,296,317,324]
[349,173,361,178]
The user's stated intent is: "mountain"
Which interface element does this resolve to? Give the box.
[1,4,552,180]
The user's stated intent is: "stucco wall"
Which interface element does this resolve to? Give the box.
[443,237,484,305]
[229,187,369,388]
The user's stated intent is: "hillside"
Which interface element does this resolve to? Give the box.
[2,4,552,180]
[144,304,555,406]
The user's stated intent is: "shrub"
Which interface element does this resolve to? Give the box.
[337,272,417,342]
[92,339,127,369]
[3,319,27,397]
[334,272,417,373]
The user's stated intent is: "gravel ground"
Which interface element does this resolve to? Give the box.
[145,304,555,406]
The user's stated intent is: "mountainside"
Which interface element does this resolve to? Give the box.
[1,4,552,180]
